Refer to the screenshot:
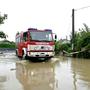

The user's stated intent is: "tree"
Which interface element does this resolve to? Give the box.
[69,23,90,58]
[0,13,7,39]
[0,31,7,39]
[75,23,90,51]
[0,14,7,24]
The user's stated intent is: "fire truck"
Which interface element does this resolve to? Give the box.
[15,28,57,60]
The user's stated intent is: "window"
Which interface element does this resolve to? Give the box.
[29,31,53,41]
[23,32,28,41]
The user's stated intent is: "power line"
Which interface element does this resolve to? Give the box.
[75,6,90,11]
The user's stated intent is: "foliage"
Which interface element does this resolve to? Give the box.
[55,40,71,54]
[0,13,7,39]
[0,14,7,24]
[55,23,90,58]
[55,41,61,54]
[0,40,16,48]
[74,23,90,51]
[0,31,7,39]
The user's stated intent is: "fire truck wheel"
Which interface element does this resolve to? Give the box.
[22,50,28,59]
[22,50,24,58]
[45,57,52,61]
[25,55,29,59]
[16,50,17,56]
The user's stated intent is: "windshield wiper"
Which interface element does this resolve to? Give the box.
[40,40,51,42]
[31,40,42,41]
[31,39,51,42]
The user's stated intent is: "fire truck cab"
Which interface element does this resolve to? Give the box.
[15,28,56,60]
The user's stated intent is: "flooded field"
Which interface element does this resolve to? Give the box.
[0,51,90,90]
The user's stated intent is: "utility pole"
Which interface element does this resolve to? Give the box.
[71,6,90,56]
[72,8,75,52]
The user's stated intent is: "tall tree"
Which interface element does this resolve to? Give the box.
[0,13,7,39]
[0,14,7,24]
[0,31,6,38]
[73,23,90,51]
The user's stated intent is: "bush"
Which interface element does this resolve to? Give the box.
[55,41,61,54]
[0,40,16,48]
[55,41,71,54]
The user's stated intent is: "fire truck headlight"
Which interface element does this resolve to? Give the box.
[47,46,54,50]
[47,47,50,50]
[28,44,30,51]
[52,45,55,50]
[34,47,37,50]
[34,46,38,50]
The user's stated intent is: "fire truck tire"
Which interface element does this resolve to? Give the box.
[45,57,52,61]
[22,50,28,59]
[25,55,29,59]
[16,50,17,56]
[22,50,24,58]
[16,50,22,58]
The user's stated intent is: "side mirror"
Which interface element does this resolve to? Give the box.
[55,35,57,39]
[54,35,57,42]
[53,33,57,42]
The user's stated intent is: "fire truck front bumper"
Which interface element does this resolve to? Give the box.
[27,51,55,58]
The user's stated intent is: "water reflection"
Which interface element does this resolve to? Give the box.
[16,57,90,90]
[16,61,55,90]
[71,58,90,90]
[52,56,90,90]
[0,76,7,90]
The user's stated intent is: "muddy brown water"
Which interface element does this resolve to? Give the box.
[0,51,90,90]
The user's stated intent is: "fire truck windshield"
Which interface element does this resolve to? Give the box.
[29,31,53,41]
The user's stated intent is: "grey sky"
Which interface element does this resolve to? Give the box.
[0,0,90,41]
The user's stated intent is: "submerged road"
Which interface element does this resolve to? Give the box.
[0,51,90,90]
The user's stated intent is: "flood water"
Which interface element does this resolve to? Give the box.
[0,51,90,90]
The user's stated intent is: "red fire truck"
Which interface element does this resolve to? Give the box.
[15,28,57,60]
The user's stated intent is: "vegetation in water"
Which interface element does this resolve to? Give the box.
[55,23,90,58]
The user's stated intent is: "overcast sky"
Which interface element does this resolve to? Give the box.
[0,0,90,41]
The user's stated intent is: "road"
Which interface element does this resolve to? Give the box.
[0,51,90,90]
